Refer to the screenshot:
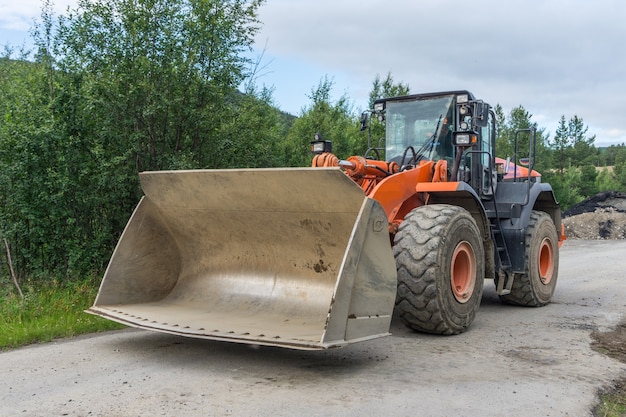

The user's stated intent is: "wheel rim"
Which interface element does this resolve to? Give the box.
[451,241,476,304]
[538,237,554,284]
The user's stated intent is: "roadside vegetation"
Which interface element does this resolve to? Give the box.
[0,278,123,349]
[595,385,626,417]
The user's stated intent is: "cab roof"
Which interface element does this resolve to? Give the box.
[373,90,476,106]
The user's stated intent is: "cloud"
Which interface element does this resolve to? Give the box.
[1,0,623,145]
[255,0,626,145]
[0,0,77,31]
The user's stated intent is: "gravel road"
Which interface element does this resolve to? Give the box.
[1,239,625,417]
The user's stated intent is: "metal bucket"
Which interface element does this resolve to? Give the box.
[87,168,397,350]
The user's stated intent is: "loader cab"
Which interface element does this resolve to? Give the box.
[379,93,456,166]
[375,91,496,197]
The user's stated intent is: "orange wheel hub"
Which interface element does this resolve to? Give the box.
[538,237,554,284]
[451,241,476,303]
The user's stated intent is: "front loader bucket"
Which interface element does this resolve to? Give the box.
[87,168,397,350]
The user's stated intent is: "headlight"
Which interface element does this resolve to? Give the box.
[454,133,477,146]
[311,140,332,154]
[455,134,471,145]
[457,94,469,104]
[374,102,384,112]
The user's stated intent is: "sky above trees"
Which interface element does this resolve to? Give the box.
[1,0,625,146]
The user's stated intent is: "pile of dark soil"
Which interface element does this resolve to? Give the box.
[564,191,626,217]
[562,191,626,240]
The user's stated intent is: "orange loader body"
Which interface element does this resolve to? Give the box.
[88,90,565,350]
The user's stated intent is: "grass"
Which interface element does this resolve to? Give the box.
[0,277,125,349]
[596,398,626,417]
[595,380,626,417]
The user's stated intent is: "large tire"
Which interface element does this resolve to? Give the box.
[394,204,485,335]
[498,210,559,306]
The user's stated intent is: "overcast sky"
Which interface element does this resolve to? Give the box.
[2,0,625,146]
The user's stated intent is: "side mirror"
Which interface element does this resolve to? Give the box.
[359,112,368,132]
[474,102,489,127]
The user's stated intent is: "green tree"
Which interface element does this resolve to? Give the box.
[216,85,289,169]
[494,104,511,157]
[603,143,626,167]
[616,145,626,166]
[551,115,571,174]
[612,161,626,191]
[495,105,550,173]
[604,144,625,166]
[595,167,620,192]
[282,77,362,166]
[0,0,270,278]
[365,73,410,157]
[53,0,265,171]
[0,57,57,275]
[368,72,410,109]
[578,164,598,197]
[543,169,584,210]
[568,115,597,166]
[548,114,597,170]
[546,115,604,205]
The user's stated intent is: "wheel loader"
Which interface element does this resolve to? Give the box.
[88,90,565,350]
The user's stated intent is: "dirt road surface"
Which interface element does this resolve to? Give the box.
[1,240,625,417]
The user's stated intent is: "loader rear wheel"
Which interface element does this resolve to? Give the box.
[394,204,484,335]
[498,211,559,306]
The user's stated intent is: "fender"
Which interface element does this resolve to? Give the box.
[494,181,564,243]
[415,181,491,241]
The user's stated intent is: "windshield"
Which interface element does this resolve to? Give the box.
[385,95,455,164]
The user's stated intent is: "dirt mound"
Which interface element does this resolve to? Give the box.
[592,322,626,363]
[564,191,626,217]
[562,191,626,240]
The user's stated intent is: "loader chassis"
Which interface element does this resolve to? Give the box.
[314,90,564,335]
[88,90,564,350]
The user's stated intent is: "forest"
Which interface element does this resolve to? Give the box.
[1,0,625,280]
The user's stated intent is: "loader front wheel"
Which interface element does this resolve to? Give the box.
[394,205,484,335]
[499,211,559,306]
